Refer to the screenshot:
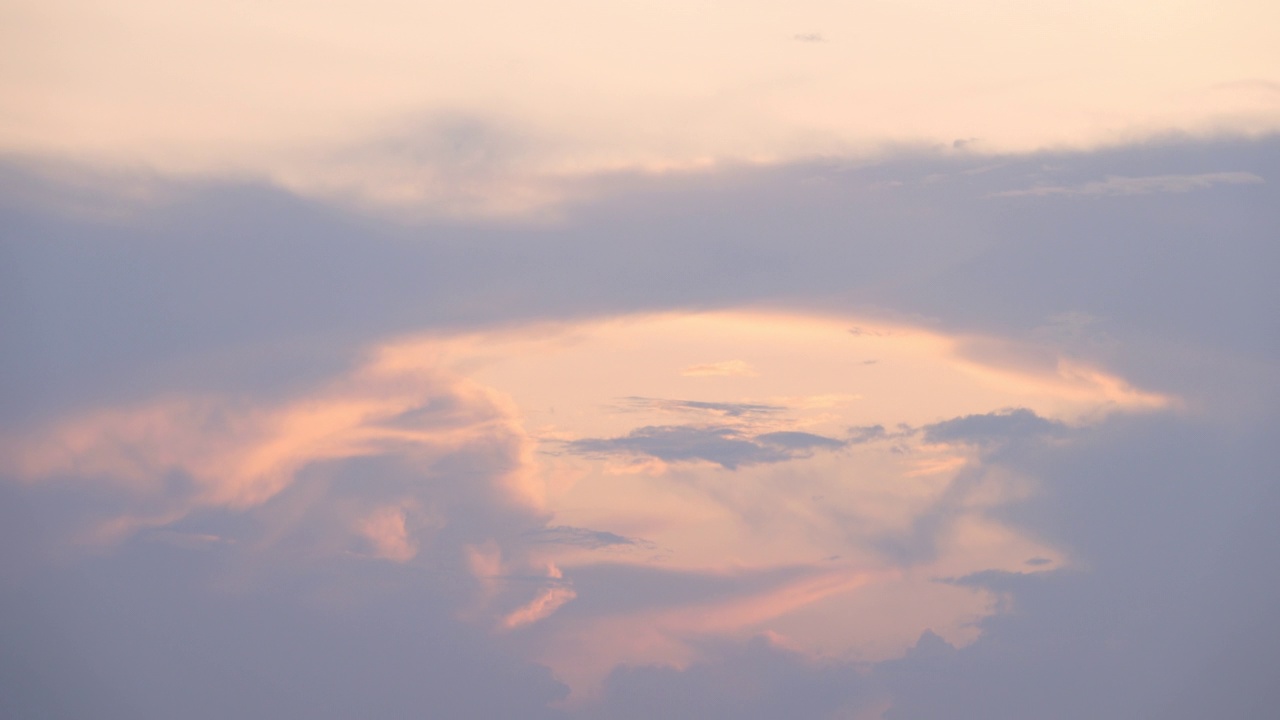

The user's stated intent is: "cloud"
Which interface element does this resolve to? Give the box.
[847,425,890,444]
[565,425,844,469]
[992,171,1264,197]
[524,525,650,550]
[4,136,1276,428]
[878,412,1280,719]
[680,360,758,377]
[921,408,1067,446]
[618,397,785,418]
[358,504,419,562]
[0,501,573,720]
[587,636,877,720]
[754,431,845,450]
[3,135,1279,717]
[503,564,578,630]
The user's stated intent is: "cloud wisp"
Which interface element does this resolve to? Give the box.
[992,171,1264,197]
[565,424,847,470]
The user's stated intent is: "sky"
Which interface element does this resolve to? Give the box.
[2,2,1279,718]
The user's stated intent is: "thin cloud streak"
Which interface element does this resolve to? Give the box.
[992,171,1264,197]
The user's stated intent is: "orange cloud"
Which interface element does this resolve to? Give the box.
[359,505,418,562]
[503,563,577,630]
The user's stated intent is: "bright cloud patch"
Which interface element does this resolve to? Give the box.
[424,310,1172,693]
[1,309,1173,701]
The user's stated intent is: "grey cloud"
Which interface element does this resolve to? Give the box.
[0,516,570,720]
[523,525,650,550]
[860,410,1069,566]
[991,171,1264,197]
[618,397,786,417]
[5,136,1279,426]
[921,408,1067,446]
[879,412,1280,720]
[4,133,1280,718]
[585,637,877,720]
[755,431,845,450]
[565,425,844,469]
[847,424,889,443]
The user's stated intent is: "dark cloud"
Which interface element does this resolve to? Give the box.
[523,525,649,550]
[879,412,1280,719]
[565,425,844,469]
[0,519,570,720]
[618,397,785,418]
[921,408,1067,446]
[847,424,889,443]
[586,636,877,720]
[755,431,845,450]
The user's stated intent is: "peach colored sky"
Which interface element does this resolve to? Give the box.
[3,0,1278,213]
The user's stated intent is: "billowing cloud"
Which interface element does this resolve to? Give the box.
[3,131,1277,718]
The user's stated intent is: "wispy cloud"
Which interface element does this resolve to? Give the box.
[524,525,650,550]
[565,424,845,469]
[992,171,1263,197]
[502,564,577,630]
[681,360,759,377]
[618,397,785,418]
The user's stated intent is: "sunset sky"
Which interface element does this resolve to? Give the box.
[3,2,1279,718]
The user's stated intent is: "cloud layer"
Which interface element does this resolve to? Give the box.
[3,133,1278,717]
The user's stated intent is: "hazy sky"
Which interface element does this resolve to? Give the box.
[3,3,1279,719]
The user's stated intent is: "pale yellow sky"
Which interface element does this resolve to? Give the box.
[3,0,1278,211]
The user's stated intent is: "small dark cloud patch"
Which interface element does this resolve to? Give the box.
[756,431,845,450]
[922,408,1066,446]
[619,397,785,418]
[566,425,844,469]
[568,426,784,469]
[793,32,825,43]
[935,569,1040,593]
[848,424,888,444]
[523,525,648,550]
[1024,556,1053,566]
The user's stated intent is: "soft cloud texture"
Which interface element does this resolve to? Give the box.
[3,132,1278,717]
